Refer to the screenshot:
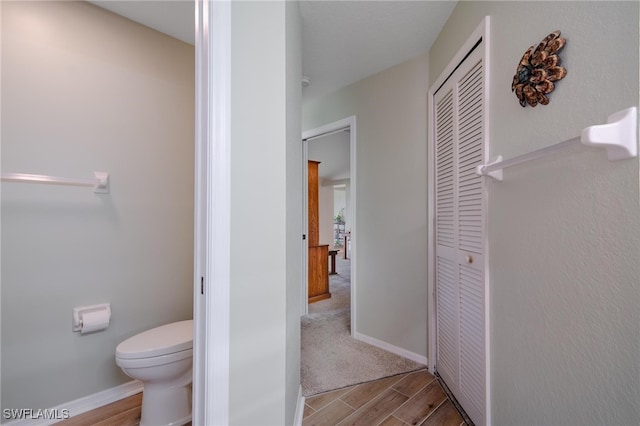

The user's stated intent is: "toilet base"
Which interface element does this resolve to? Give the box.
[140,382,192,426]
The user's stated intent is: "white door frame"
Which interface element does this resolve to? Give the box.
[193,1,231,424]
[301,116,357,334]
[427,16,491,426]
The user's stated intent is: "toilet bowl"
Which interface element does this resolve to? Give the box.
[116,320,193,426]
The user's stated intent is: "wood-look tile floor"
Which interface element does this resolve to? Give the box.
[55,370,463,426]
[303,370,465,426]
[54,393,192,426]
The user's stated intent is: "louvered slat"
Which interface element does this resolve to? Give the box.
[436,90,455,248]
[436,256,458,385]
[457,59,483,255]
[457,58,485,421]
[459,264,485,414]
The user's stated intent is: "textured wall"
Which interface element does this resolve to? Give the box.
[430,2,640,424]
[1,1,194,411]
[303,53,429,359]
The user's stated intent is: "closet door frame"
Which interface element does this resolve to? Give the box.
[427,16,491,426]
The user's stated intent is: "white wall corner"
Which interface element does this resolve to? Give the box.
[353,332,428,366]
[3,380,143,426]
[293,385,305,426]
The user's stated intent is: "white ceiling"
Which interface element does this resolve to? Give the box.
[90,0,457,103]
[300,1,456,102]
[90,1,195,45]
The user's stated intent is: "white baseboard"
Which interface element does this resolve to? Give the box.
[293,385,305,426]
[353,332,428,365]
[3,380,143,426]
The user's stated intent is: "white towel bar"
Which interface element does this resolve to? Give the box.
[0,172,110,194]
[476,107,638,181]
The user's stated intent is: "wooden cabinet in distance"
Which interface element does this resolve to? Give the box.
[308,160,331,303]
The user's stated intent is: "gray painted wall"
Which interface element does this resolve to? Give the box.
[1,1,194,411]
[431,2,639,424]
[303,53,430,359]
[229,2,302,424]
[285,1,303,424]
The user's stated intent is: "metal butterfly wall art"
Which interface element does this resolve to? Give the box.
[512,30,567,107]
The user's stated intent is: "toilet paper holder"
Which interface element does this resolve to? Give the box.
[72,303,111,333]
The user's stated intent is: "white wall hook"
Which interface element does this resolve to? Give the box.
[93,172,110,194]
[476,156,503,181]
[581,106,637,161]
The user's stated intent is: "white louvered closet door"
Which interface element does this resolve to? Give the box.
[434,43,486,426]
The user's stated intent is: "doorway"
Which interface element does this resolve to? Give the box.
[302,116,356,332]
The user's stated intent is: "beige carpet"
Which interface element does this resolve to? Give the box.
[301,253,425,396]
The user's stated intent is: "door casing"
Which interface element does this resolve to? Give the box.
[193,1,231,424]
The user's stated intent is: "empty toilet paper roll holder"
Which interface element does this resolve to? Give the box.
[72,303,111,332]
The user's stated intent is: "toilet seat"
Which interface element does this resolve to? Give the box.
[116,319,193,361]
[116,348,193,369]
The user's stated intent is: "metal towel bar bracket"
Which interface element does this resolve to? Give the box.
[476,106,638,181]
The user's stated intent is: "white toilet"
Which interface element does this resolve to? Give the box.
[115,320,193,426]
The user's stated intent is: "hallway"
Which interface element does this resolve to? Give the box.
[302,369,467,426]
[301,252,469,425]
[301,253,424,396]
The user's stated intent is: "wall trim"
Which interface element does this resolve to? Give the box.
[3,380,143,426]
[353,332,428,365]
[293,385,305,426]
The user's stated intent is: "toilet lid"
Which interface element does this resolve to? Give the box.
[116,320,193,359]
